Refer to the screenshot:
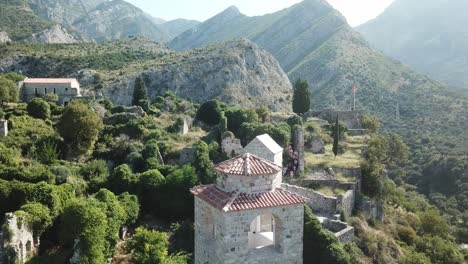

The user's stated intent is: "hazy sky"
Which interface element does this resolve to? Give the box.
[126,0,395,26]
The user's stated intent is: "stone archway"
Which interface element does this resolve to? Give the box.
[248,213,283,250]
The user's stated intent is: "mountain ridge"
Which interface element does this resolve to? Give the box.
[357,0,468,89]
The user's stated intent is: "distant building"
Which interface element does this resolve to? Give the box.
[192,135,305,264]
[19,78,82,105]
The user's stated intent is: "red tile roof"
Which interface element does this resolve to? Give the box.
[214,153,281,176]
[23,78,78,84]
[191,185,305,212]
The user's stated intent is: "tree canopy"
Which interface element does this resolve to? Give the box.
[292,78,311,115]
[57,100,103,157]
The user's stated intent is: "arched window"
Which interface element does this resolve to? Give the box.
[248,213,277,249]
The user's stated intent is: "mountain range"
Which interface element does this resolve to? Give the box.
[0,37,293,111]
[0,0,199,43]
[0,0,467,154]
[358,0,468,89]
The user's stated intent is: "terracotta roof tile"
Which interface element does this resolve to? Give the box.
[191,185,305,212]
[214,153,281,176]
[23,78,78,84]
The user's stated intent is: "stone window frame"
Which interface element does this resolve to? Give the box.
[247,213,284,252]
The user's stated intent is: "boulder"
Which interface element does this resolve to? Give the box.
[307,137,325,154]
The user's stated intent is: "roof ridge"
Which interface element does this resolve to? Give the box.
[222,191,240,212]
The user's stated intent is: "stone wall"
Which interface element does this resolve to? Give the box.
[336,190,355,218]
[221,137,243,158]
[357,197,384,222]
[282,184,337,215]
[282,184,355,218]
[195,196,304,264]
[307,110,363,130]
[217,172,280,193]
[322,220,354,243]
[243,139,282,167]
[2,213,37,263]
[0,119,7,137]
[179,147,196,165]
[292,127,305,174]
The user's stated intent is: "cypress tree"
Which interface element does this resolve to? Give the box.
[292,78,311,115]
[333,115,340,157]
[132,76,148,106]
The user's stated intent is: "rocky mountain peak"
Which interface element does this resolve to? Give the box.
[23,24,92,43]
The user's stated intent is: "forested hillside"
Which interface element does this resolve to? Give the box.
[358,0,468,89]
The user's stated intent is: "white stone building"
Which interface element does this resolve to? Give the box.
[191,151,305,264]
[243,134,283,167]
[19,78,82,105]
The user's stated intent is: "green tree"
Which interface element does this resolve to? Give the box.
[43,93,59,104]
[118,192,140,225]
[132,76,148,106]
[196,100,223,125]
[361,114,380,133]
[332,116,340,157]
[94,189,127,258]
[303,206,351,263]
[225,107,259,135]
[292,78,311,115]
[193,141,216,184]
[57,101,104,157]
[0,76,18,105]
[61,198,107,264]
[27,98,51,120]
[256,106,270,123]
[126,227,169,264]
[17,202,52,239]
[80,160,109,193]
[109,164,138,194]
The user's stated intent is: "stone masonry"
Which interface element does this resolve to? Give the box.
[0,119,7,137]
[243,134,283,167]
[221,135,243,158]
[292,127,305,174]
[2,213,37,263]
[192,135,305,264]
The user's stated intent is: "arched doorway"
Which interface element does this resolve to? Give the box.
[248,213,277,249]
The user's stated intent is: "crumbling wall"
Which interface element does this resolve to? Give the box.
[221,136,242,158]
[179,147,196,165]
[0,119,7,137]
[322,220,354,243]
[307,110,363,129]
[292,127,305,174]
[2,213,37,263]
[282,184,337,214]
[357,197,384,221]
[336,190,355,218]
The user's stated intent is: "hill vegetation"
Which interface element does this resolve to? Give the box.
[358,0,468,89]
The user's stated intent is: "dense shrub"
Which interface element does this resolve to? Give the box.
[303,206,351,264]
[80,160,109,193]
[196,100,223,125]
[27,98,51,120]
[57,101,103,157]
[126,227,169,264]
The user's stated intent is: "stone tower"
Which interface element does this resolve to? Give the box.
[191,151,305,264]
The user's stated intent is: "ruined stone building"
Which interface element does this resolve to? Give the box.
[191,141,305,263]
[0,119,7,137]
[19,78,82,105]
